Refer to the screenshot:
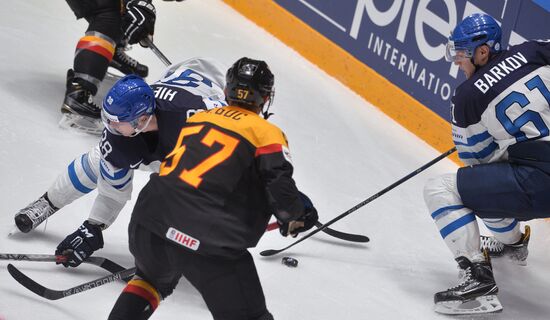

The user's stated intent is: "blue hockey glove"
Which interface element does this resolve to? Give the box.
[278,191,319,237]
[55,220,104,267]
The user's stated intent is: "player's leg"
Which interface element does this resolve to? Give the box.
[182,251,273,320]
[108,221,180,320]
[62,0,122,134]
[424,172,499,314]
[458,163,550,264]
[110,44,149,78]
[424,173,482,261]
[14,145,101,233]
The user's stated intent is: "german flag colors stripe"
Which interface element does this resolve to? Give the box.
[123,279,161,310]
[75,34,115,61]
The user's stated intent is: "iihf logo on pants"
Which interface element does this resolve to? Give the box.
[166,227,200,251]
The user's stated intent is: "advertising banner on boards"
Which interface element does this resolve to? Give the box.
[273,0,550,120]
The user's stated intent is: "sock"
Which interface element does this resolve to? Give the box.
[108,278,161,320]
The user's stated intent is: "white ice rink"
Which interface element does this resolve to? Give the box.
[1,1,550,319]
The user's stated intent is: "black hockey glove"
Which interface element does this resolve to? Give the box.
[55,220,104,268]
[278,191,318,237]
[122,0,156,45]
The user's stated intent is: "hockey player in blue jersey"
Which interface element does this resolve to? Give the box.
[13,58,228,267]
[423,13,550,314]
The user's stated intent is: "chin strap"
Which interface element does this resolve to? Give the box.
[262,109,274,120]
[261,96,274,119]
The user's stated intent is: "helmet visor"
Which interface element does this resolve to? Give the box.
[445,40,472,62]
[101,109,149,137]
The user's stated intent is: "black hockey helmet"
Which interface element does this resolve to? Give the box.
[225,57,275,118]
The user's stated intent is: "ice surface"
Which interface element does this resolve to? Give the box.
[1,1,549,319]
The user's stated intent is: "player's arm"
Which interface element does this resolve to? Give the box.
[55,156,134,268]
[256,140,318,237]
[452,124,496,166]
[451,95,497,165]
[55,133,137,268]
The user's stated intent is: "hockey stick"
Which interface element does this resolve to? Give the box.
[144,38,172,66]
[0,253,126,274]
[266,221,369,242]
[260,147,457,256]
[7,263,136,300]
[141,41,369,244]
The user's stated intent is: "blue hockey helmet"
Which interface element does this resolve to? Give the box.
[101,75,155,136]
[445,13,502,62]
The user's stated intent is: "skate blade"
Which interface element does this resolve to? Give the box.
[105,70,124,81]
[509,256,528,266]
[435,295,503,315]
[59,113,103,136]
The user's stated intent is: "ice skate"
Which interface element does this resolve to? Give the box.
[434,253,502,315]
[109,45,149,77]
[14,193,59,233]
[59,69,103,135]
[480,225,530,265]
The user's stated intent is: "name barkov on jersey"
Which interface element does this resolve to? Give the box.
[473,52,528,94]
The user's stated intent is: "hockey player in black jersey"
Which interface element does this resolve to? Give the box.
[107,57,318,320]
[423,13,550,314]
[13,58,228,267]
[61,0,156,135]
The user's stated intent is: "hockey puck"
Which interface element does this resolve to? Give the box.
[281,256,298,267]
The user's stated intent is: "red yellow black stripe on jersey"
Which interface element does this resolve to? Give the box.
[187,106,289,157]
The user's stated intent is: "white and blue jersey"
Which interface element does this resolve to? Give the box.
[452,40,550,165]
[47,58,227,226]
[424,41,550,260]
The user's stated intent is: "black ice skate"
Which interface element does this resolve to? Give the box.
[59,69,103,135]
[14,193,59,233]
[109,45,149,78]
[480,225,530,265]
[434,253,502,315]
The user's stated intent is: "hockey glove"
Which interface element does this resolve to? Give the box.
[278,191,318,237]
[55,220,104,268]
[122,0,156,45]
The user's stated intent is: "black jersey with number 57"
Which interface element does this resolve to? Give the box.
[131,106,305,258]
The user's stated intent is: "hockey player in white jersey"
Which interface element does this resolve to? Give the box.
[423,13,550,314]
[13,58,227,267]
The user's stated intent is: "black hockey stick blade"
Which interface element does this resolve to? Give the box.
[267,221,369,243]
[314,221,369,243]
[260,147,456,257]
[0,253,126,275]
[7,263,137,300]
